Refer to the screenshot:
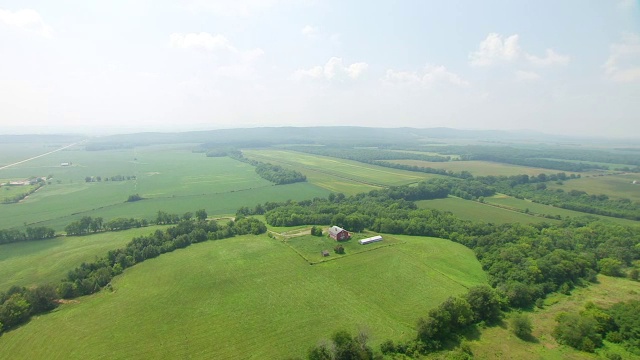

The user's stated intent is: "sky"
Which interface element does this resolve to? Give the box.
[0,0,639,137]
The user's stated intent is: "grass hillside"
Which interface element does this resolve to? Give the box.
[0,234,486,359]
[0,226,166,291]
[466,275,640,360]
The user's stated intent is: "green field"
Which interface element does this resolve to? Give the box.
[548,173,640,202]
[388,159,571,177]
[0,226,166,291]
[0,234,486,359]
[417,197,555,224]
[0,145,329,230]
[486,194,640,227]
[243,149,446,194]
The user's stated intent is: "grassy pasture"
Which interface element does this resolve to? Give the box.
[243,149,447,194]
[387,159,569,177]
[0,226,166,291]
[0,234,486,359]
[467,275,640,360]
[417,197,555,224]
[535,157,630,170]
[486,194,640,227]
[548,173,640,202]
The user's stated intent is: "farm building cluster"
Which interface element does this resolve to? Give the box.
[0,177,47,187]
[328,226,383,245]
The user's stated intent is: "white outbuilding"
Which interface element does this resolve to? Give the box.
[359,235,383,245]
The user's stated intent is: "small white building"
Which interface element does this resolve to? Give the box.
[359,235,383,245]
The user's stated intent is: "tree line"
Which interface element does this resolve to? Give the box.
[218,149,307,185]
[84,174,136,182]
[0,213,267,335]
[0,226,56,245]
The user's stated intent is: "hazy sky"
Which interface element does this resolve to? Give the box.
[1,1,639,136]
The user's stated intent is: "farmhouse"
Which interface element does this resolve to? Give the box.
[328,226,350,241]
[359,235,383,245]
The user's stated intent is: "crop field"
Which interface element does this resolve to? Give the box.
[284,231,403,263]
[468,275,640,360]
[387,159,568,177]
[417,197,555,224]
[548,173,640,202]
[0,143,77,169]
[0,226,166,292]
[0,145,329,230]
[486,194,640,227]
[243,149,446,194]
[535,157,630,170]
[0,234,486,359]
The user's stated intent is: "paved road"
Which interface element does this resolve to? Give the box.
[0,142,82,170]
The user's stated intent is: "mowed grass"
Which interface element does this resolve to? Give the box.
[417,197,555,224]
[548,173,640,202]
[388,159,570,177]
[243,149,447,194]
[0,226,166,291]
[468,275,640,360]
[0,145,329,230]
[0,234,486,359]
[487,194,640,227]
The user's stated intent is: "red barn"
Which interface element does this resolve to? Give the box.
[328,226,350,241]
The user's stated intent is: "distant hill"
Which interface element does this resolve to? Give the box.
[83,126,577,150]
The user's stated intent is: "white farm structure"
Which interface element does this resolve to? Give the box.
[359,235,383,245]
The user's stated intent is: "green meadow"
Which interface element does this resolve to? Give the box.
[486,194,640,227]
[243,149,446,194]
[0,226,166,291]
[548,173,640,202]
[417,197,555,224]
[0,234,486,359]
[388,159,569,177]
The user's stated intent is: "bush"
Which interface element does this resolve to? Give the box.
[510,313,533,339]
[334,245,345,254]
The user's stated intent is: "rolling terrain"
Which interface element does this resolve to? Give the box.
[0,233,486,359]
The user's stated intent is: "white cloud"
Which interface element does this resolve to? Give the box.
[293,57,369,80]
[170,32,234,52]
[301,25,318,39]
[170,32,264,79]
[604,33,640,82]
[526,49,570,66]
[0,8,52,38]
[515,70,541,81]
[185,0,290,17]
[470,33,569,68]
[384,64,469,87]
[469,33,520,66]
